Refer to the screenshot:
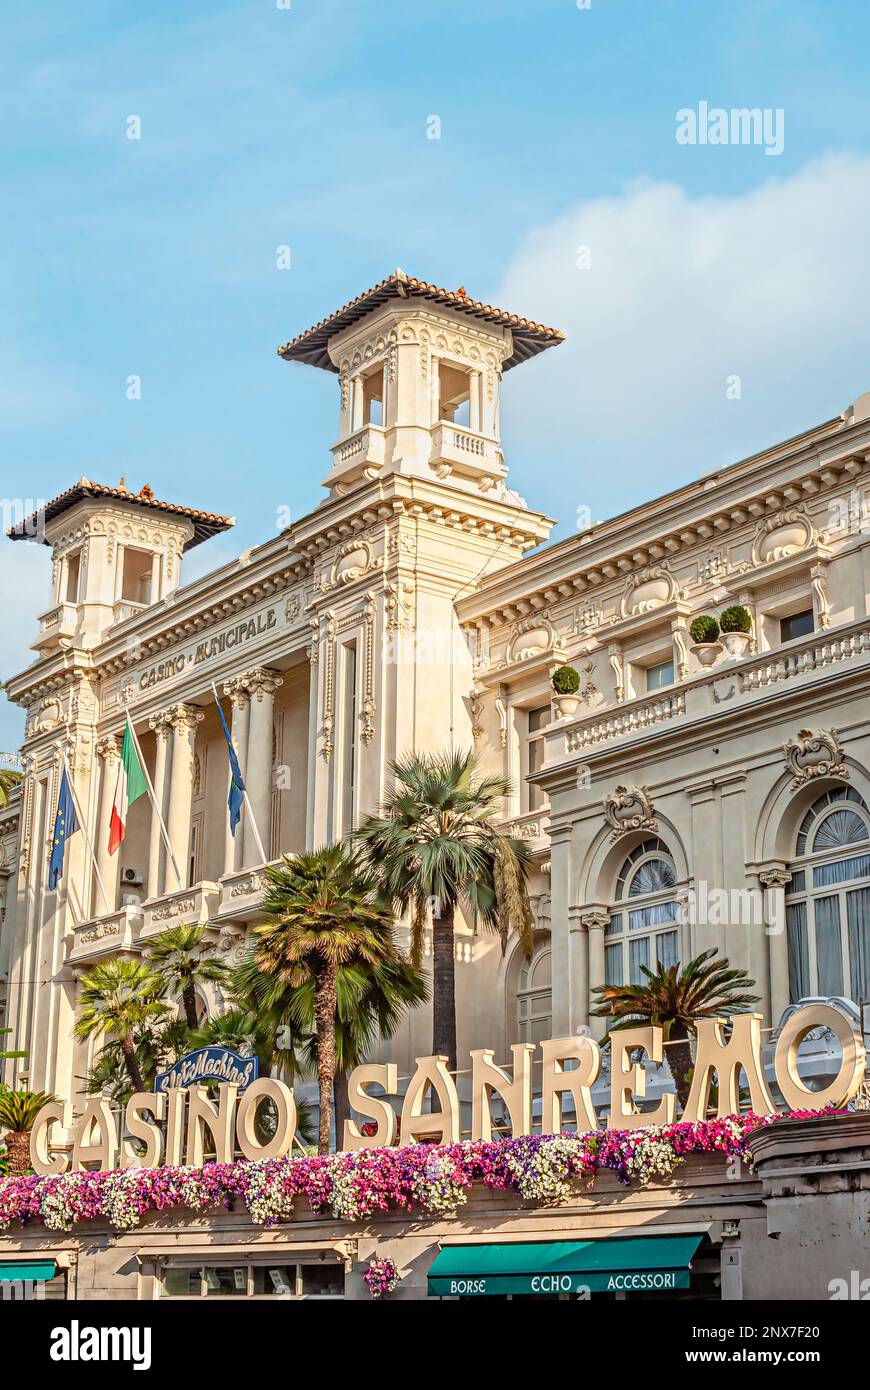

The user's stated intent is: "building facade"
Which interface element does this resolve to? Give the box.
[2,268,870,1117]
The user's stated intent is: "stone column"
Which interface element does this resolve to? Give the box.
[222,679,251,875]
[146,712,172,898]
[94,735,121,916]
[548,826,573,1035]
[469,370,481,432]
[165,704,203,892]
[761,867,792,1027]
[583,909,609,1040]
[243,669,282,868]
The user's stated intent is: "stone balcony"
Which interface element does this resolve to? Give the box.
[545,615,870,762]
[139,881,221,940]
[216,861,279,922]
[499,808,551,853]
[325,424,385,492]
[32,601,78,653]
[429,423,506,489]
[111,598,148,626]
[68,904,142,965]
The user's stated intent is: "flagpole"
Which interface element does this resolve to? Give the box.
[125,714,185,891]
[61,750,112,917]
[210,682,268,865]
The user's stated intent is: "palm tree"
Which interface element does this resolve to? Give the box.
[147,924,228,1030]
[0,1090,55,1176]
[82,1017,192,1103]
[290,955,428,1142]
[74,958,171,1093]
[0,767,22,809]
[591,949,759,1108]
[250,844,398,1154]
[355,748,534,1072]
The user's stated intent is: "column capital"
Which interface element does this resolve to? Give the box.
[166,702,205,733]
[148,709,175,740]
[577,906,610,932]
[758,866,792,890]
[243,667,284,702]
[223,675,250,709]
[95,734,120,762]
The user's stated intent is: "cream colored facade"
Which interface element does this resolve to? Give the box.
[2,270,870,1114]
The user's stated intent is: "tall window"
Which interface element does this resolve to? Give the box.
[526,705,550,813]
[516,937,552,1044]
[785,787,870,1003]
[605,838,680,986]
[64,549,81,603]
[339,642,357,836]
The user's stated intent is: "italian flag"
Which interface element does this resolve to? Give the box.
[108,722,148,854]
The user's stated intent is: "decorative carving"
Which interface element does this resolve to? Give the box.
[671,620,689,680]
[759,867,792,891]
[495,686,508,749]
[607,642,625,703]
[361,592,376,744]
[603,784,658,840]
[810,562,830,630]
[752,507,817,564]
[470,686,484,741]
[783,728,848,788]
[580,909,610,932]
[96,734,121,763]
[508,614,555,663]
[620,564,679,618]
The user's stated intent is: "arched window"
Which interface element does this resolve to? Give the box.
[605,838,680,986]
[516,939,552,1044]
[786,787,870,1003]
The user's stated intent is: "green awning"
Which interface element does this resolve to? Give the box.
[0,1260,57,1283]
[428,1235,703,1297]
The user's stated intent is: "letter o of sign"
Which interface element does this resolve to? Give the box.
[235,1078,297,1161]
[774,1003,866,1110]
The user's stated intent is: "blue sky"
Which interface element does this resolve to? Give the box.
[3,0,870,750]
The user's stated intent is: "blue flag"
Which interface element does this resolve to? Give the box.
[215,694,246,835]
[48,767,79,890]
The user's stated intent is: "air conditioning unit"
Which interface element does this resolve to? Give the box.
[122,867,144,888]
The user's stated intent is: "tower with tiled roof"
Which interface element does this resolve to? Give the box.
[278,268,564,503]
[8,478,233,655]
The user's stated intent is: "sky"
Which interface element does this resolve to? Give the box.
[3,0,870,751]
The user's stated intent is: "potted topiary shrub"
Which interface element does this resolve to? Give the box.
[719,604,752,658]
[688,614,723,667]
[551,665,581,718]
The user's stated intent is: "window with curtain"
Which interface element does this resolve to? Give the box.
[605,838,680,987]
[785,787,870,1004]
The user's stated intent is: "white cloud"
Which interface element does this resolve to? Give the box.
[494,154,870,530]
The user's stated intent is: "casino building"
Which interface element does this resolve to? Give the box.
[2,271,870,1299]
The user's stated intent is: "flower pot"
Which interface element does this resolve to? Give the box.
[553,694,580,719]
[690,641,723,668]
[722,631,751,659]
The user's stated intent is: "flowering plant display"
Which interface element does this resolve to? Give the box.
[0,1110,831,1235]
[363,1255,400,1299]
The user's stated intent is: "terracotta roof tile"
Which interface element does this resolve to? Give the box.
[277,269,565,372]
[6,479,234,549]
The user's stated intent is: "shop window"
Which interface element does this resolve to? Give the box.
[606,839,679,986]
[779,608,814,644]
[786,787,870,1003]
[161,1261,345,1299]
[645,659,674,693]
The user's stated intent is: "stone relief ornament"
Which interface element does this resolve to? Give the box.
[603,784,659,840]
[784,728,848,788]
[620,563,680,618]
[752,507,818,565]
[508,614,556,663]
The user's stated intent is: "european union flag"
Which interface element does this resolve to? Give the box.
[215,694,246,835]
[48,767,79,890]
